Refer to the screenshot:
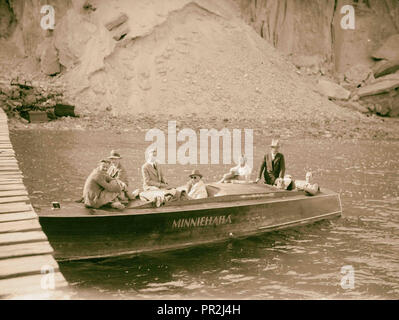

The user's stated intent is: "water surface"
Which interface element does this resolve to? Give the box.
[10,129,399,299]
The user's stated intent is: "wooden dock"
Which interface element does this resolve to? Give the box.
[0,109,69,299]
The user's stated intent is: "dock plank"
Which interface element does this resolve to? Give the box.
[0,272,68,299]
[0,109,68,298]
[0,190,29,197]
[0,167,20,172]
[0,241,54,259]
[0,203,33,214]
[0,231,47,246]
[0,196,29,204]
[0,211,37,222]
[0,255,58,279]
[0,184,26,191]
[0,175,24,180]
[0,180,24,185]
[0,219,42,233]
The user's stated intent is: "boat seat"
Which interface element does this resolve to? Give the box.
[205,185,220,197]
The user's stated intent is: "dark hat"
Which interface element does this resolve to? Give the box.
[189,169,203,178]
[108,150,121,159]
[100,159,111,164]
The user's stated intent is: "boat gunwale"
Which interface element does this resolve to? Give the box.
[39,188,341,219]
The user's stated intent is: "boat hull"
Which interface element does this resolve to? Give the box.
[39,190,342,261]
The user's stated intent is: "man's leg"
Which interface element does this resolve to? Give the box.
[219,172,237,183]
[97,190,125,209]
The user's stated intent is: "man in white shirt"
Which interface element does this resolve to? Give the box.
[219,155,252,183]
[180,169,208,200]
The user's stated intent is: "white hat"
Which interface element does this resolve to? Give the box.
[270,139,281,148]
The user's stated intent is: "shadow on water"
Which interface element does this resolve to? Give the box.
[58,219,349,299]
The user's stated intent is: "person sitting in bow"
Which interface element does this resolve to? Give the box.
[83,159,125,210]
[256,139,286,187]
[293,171,320,196]
[218,155,252,183]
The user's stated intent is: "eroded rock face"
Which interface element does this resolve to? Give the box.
[2,0,398,118]
[317,79,351,100]
[235,0,399,74]
[357,72,399,116]
[38,38,61,76]
[371,34,399,78]
[372,34,399,61]
[358,77,399,97]
[0,0,16,38]
[344,64,374,88]
[54,10,97,70]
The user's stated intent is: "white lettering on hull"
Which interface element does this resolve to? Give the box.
[172,215,232,229]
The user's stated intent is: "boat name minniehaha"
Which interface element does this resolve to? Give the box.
[172,215,232,228]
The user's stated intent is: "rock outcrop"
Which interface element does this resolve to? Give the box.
[235,0,399,117]
[0,77,69,120]
[1,0,361,123]
[1,0,398,119]
[235,0,399,74]
[356,72,399,116]
[316,79,351,100]
[371,34,399,78]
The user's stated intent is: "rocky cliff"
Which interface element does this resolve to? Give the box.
[235,0,399,116]
[235,0,399,72]
[0,0,398,119]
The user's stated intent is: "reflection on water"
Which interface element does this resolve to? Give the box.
[10,129,399,299]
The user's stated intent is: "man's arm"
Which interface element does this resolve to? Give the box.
[258,157,266,179]
[158,165,168,187]
[279,154,285,178]
[94,173,121,193]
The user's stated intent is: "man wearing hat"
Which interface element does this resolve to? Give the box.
[107,150,136,201]
[256,139,286,186]
[82,159,125,210]
[108,150,129,186]
[180,169,208,200]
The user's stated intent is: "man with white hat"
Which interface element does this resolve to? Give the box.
[256,139,286,186]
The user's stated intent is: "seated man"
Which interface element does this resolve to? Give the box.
[293,171,320,196]
[83,159,125,210]
[274,175,294,190]
[140,148,176,207]
[107,150,139,201]
[219,155,252,183]
[179,169,208,200]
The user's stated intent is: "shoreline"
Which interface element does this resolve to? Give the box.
[7,112,399,141]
